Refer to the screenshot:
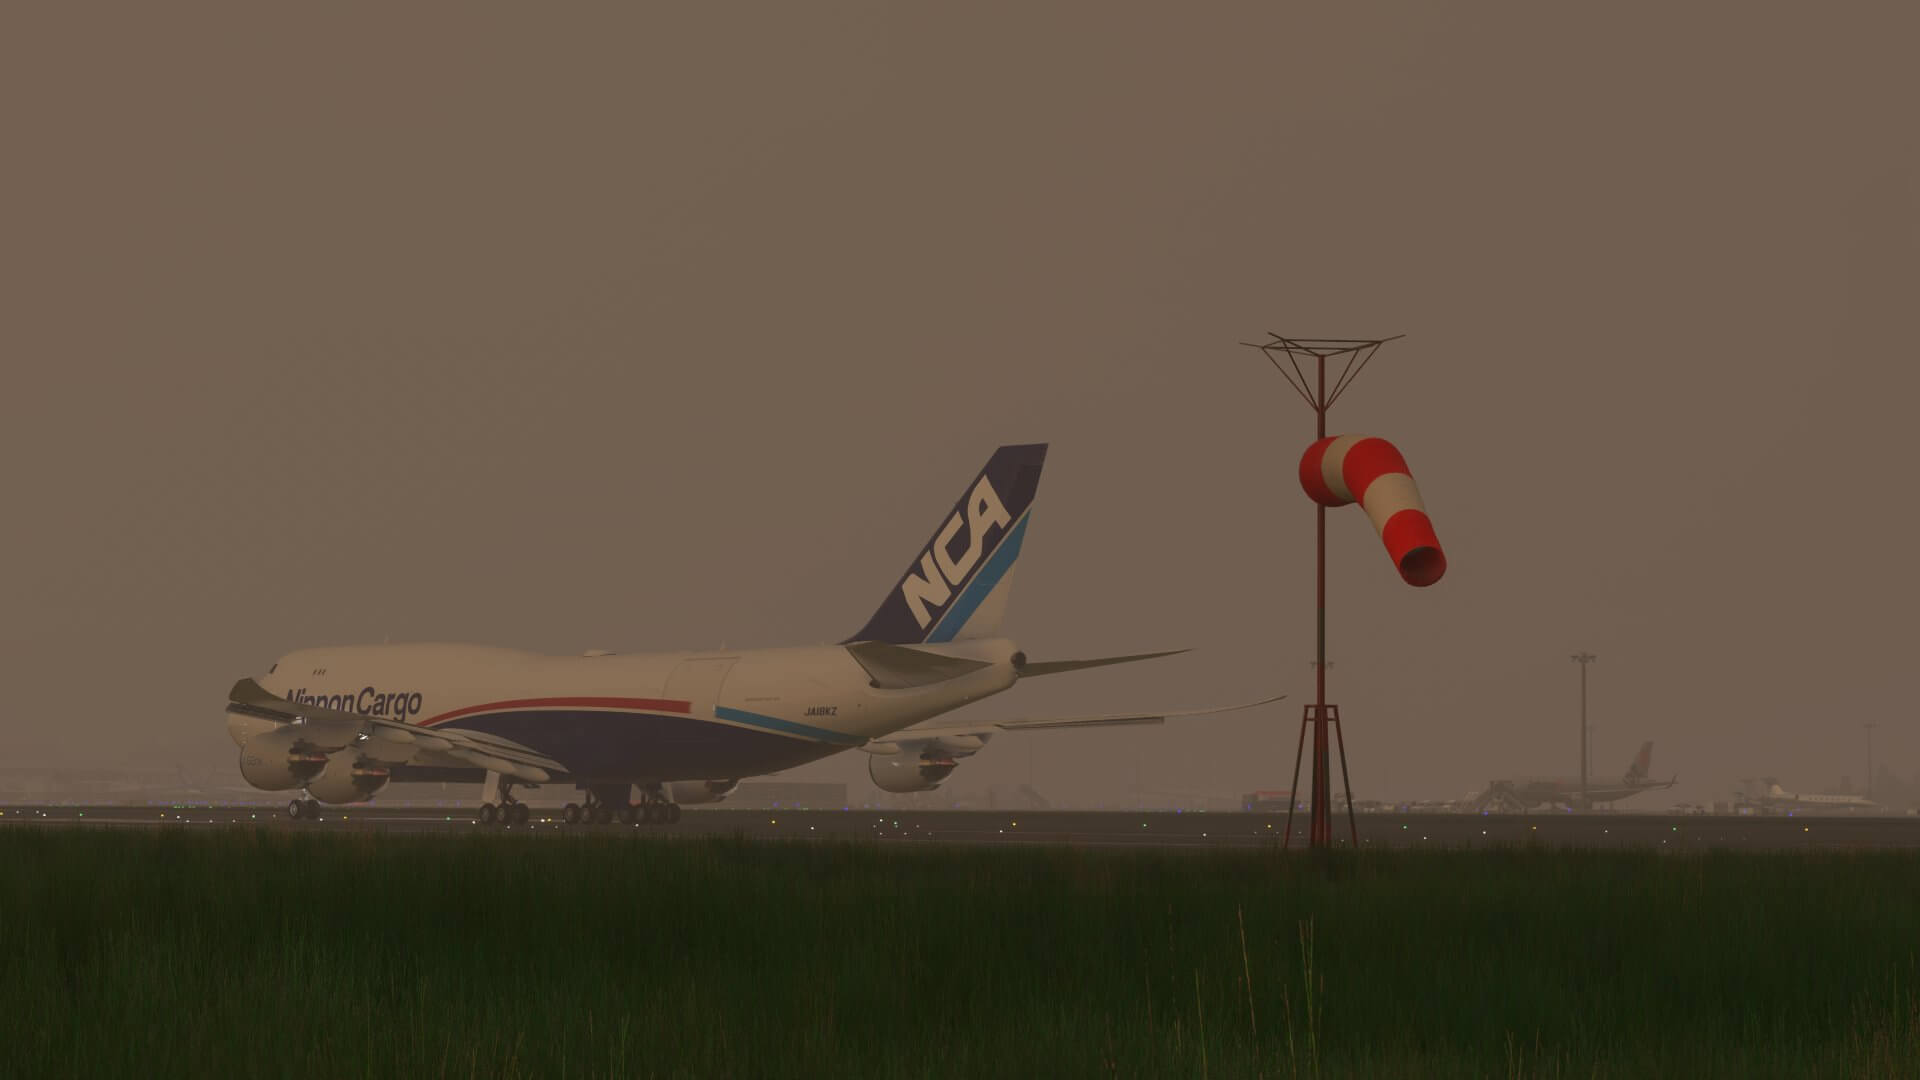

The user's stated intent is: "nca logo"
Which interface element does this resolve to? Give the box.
[899,476,1011,629]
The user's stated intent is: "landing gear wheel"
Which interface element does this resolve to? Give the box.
[664,803,682,825]
[287,799,305,820]
[620,804,640,826]
[593,804,614,825]
[562,803,582,825]
[478,803,500,826]
[508,803,531,826]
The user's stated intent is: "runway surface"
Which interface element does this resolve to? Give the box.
[4,803,1918,850]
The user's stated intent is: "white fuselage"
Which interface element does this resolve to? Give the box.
[1761,786,1877,811]
[226,638,1020,785]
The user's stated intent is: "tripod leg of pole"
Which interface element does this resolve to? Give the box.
[1334,713,1358,848]
[1312,718,1329,848]
[1283,711,1308,850]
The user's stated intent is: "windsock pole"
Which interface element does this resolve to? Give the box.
[1307,355,1357,851]
[1246,335,1407,851]
[1279,349,1360,851]
[1281,354,1339,849]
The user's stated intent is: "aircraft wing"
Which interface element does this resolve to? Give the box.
[227,678,564,783]
[870,694,1285,745]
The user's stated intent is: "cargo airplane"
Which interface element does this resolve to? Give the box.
[226,444,1277,824]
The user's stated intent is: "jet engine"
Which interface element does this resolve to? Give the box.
[237,725,330,791]
[306,752,392,804]
[669,779,741,805]
[868,752,960,794]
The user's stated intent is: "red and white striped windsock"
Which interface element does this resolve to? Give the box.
[1298,434,1446,587]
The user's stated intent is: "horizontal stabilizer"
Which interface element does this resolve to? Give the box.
[845,641,992,690]
[1016,649,1188,678]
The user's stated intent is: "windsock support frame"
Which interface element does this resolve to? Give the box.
[1243,334,1404,852]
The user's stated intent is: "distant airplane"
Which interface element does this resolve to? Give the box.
[226,444,1274,825]
[1402,797,1472,813]
[1746,778,1880,813]
[1474,741,1676,811]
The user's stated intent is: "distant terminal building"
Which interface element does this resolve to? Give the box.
[724,782,849,809]
[1242,790,1295,812]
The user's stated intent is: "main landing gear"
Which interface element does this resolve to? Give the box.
[478,801,531,826]
[286,798,322,821]
[477,775,534,826]
[561,784,683,826]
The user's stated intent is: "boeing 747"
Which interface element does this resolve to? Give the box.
[226,444,1276,823]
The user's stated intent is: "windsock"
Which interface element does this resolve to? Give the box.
[1299,435,1446,587]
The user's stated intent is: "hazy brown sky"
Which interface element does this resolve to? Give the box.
[3,4,1915,806]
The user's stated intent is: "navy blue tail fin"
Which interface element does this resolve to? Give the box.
[846,444,1047,645]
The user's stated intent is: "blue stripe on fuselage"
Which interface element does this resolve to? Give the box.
[436,708,848,781]
[713,705,865,746]
[924,511,1030,644]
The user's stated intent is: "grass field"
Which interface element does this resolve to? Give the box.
[3,829,1918,1078]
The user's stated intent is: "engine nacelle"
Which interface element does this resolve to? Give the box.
[237,725,329,791]
[669,779,740,805]
[869,752,960,794]
[305,753,392,805]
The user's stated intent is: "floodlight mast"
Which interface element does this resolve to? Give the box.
[1572,653,1596,810]
[1242,334,1404,851]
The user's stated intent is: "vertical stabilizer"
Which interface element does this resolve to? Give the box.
[846,444,1047,645]
[1627,741,1654,781]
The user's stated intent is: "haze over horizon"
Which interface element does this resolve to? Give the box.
[4,4,1915,809]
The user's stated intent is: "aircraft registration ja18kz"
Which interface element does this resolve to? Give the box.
[226,444,1278,824]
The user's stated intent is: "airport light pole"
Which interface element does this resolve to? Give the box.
[1572,653,1596,810]
[1865,721,1878,800]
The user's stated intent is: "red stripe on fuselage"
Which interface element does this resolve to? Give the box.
[421,697,693,727]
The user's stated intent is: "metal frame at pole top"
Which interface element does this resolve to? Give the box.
[1243,334,1403,851]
